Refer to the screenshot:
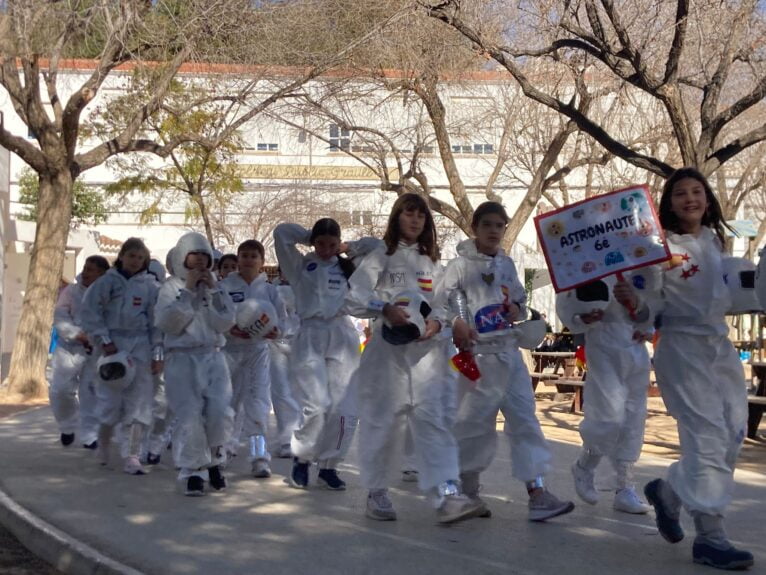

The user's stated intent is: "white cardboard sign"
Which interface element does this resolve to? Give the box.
[534,185,670,292]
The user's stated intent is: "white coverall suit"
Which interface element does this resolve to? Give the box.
[274,224,379,468]
[155,233,236,479]
[49,278,99,445]
[346,241,460,492]
[556,274,653,473]
[653,228,747,519]
[268,283,302,450]
[220,271,285,462]
[80,268,160,430]
[441,239,552,483]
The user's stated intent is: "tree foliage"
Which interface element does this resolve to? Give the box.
[16,168,109,227]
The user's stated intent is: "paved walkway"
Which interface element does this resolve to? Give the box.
[0,404,763,575]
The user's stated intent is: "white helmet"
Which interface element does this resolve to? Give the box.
[236,299,278,338]
[511,319,547,350]
[555,278,611,329]
[723,257,761,315]
[382,290,431,345]
[147,259,167,283]
[97,351,136,391]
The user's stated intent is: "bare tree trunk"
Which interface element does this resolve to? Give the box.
[4,170,74,398]
[192,192,216,249]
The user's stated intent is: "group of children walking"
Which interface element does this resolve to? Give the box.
[48,167,754,570]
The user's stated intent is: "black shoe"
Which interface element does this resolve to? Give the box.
[82,440,98,450]
[185,476,205,497]
[146,452,161,465]
[693,540,754,570]
[317,468,346,491]
[60,433,75,446]
[289,458,309,489]
[208,465,227,491]
[644,479,684,543]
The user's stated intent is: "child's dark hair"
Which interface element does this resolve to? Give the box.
[383,193,439,261]
[85,255,110,272]
[471,201,509,230]
[114,237,150,273]
[659,167,732,245]
[217,253,238,269]
[237,240,265,259]
[310,218,356,280]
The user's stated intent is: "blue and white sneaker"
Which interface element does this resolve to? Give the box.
[693,539,754,570]
[644,479,684,543]
[317,468,346,490]
[289,458,309,489]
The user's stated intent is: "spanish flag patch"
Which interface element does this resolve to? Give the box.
[417,277,433,292]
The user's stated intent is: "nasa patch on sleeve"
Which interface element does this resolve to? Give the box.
[306,262,318,272]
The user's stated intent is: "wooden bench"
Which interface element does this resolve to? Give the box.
[530,372,560,391]
[553,378,585,413]
[747,396,766,439]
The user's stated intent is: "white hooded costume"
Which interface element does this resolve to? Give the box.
[653,227,747,517]
[441,239,552,483]
[49,277,100,445]
[345,241,459,492]
[274,223,380,469]
[154,232,236,479]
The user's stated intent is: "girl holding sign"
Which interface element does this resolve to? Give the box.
[617,168,753,570]
[556,271,657,515]
[443,201,574,522]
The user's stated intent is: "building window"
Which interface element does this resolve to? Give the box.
[329,124,350,151]
[254,143,278,152]
[452,143,494,155]
[350,210,373,226]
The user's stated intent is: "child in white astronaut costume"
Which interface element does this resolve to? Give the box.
[620,168,753,570]
[268,271,302,459]
[155,232,236,496]
[346,193,483,524]
[274,218,379,491]
[556,272,656,515]
[220,240,284,478]
[444,201,574,522]
[80,238,162,476]
[49,255,109,448]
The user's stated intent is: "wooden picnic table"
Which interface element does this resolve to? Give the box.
[531,351,575,374]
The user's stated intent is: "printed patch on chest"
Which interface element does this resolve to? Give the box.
[388,271,407,286]
[229,291,245,303]
[481,273,494,286]
[306,262,318,272]
[132,296,142,307]
[417,277,433,292]
[474,304,509,334]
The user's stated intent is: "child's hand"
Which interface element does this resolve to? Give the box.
[503,302,521,323]
[102,342,118,356]
[418,319,442,341]
[230,325,252,339]
[614,280,638,310]
[185,269,203,291]
[383,303,410,326]
[199,271,216,289]
[452,318,478,350]
[579,309,604,324]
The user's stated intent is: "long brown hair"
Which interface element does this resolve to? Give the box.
[114,237,150,273]
[658,167,731,245]
[383,193,440,262]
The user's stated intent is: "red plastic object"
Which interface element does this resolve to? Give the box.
[450,350,481,382]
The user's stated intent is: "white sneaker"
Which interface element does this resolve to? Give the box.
[571,462,599,505]
[366,489,397,521]
[252,459,272,478]
[436,493,484,524]
[613,487,651,514]
[401,469,419,483]
[123,456,147,475]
